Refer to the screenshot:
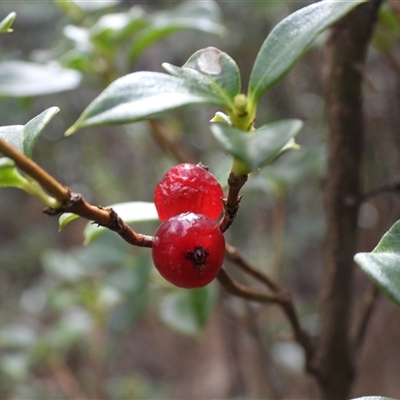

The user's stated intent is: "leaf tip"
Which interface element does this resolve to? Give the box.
[58,213,80,231]
[65,125,78,136]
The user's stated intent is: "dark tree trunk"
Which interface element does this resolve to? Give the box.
[314,1,383,399]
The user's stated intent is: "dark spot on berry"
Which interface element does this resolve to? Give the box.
[184,246,209,267]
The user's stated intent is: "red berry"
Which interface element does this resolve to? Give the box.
[152,212,225,288]
[154,163,223,221]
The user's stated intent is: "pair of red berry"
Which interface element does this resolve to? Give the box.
[152,163,225,289]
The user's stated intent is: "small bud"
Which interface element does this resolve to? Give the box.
[234,94,248,116]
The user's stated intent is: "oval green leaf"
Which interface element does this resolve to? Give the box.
[0,12,16,34]
[0,158,28,188]
[128,1,223,63]
[163,46,240,108]
[0,107,59,157]
[248,0,366,103]
[69,0,120,11]
[58,213,80,231]
[89,7,148,48]
[158,283,218,336]
[211,119,303,172]
[66,71,227,135]
[0,61,81,97]
[351,397,397,400]
[355,219,400,309]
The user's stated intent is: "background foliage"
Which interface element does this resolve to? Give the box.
[2,1,400,399]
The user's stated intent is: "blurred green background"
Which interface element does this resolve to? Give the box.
[1,1,400,398]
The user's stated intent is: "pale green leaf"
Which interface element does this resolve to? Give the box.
[211,119,303,172]
[355,219,400,308]
[66,71,227,134]
[162,46,240,108]
[0,324,37,349]
[248,0,366,103]
[0,353,30,381]
[70,0,120,11]
[0,12,16,33]
[128,1,223,63]
[0,158,28,188]
[58,213,80,231]
[42,249,88,282]
[89,7,148,46]
[0,61,81,97]
[0,107,59,157]
[158,283,218,336]
[351,397,397,400]
[0,157,60,208]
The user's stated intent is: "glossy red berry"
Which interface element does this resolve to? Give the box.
[152,212,225,288]
[154,163,223,221]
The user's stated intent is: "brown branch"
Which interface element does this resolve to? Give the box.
[219,172,248,232]
[278,291,316,375]
[50,362,90,400]
[354,283,380,352]
[225,242,281,293]
[45,194,153,247]
[360,180,400,201]
[0,136,70,202]
[217,266,315,370]
[0,137,153,248]
[149,119,198,164]
[217,266,280,304]
[315,1,383,398]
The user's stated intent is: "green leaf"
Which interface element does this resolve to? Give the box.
[0,324,37,349]
[0,158,60,208]
[107,256,152,335]
[0,107,59,157]
[108,288,149,335]
[66,71,227,134]
[82,201,159,244]
[0,61,81,97]
[354,219,400,308]
[42,249,89,282]
[0,158,28,188]
[128,1,223,63]
[0,353,30,381]
[351,397,397,400]
[0,12,16,34]
[70,0,121,11]
[59,213,80,231]
[89,7,148,49]
[211,119,303,172]
[158,283,218,336]
[162,47,240,108]
[248,0,366,104]
[116,6,149,42]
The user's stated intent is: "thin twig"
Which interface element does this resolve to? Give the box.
[217,266,280,304]
[354,283,380,352]
[0,137,153,248]
[50,362,90,400]
[217,266,315,370]
[278,290,315,374]
[0,137,70,201]
[225,242,281,293]
[149,119,198,164]
[360,180,400,201]
[219,172,248,232]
